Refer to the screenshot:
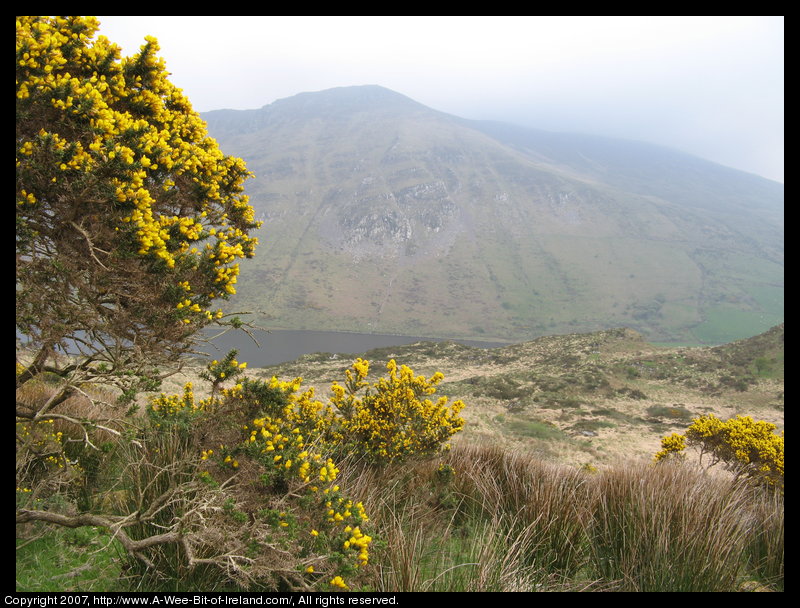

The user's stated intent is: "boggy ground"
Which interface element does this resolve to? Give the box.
[164,324,783,470]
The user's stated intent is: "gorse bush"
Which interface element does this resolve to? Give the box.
[654,414,784,489]
[17,16,263,584]
[16,419,71,495]
[137,354,465,590]
[16,16,260,398]
[331,358,466,464]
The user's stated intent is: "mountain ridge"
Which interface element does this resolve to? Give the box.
[202,85,783,344]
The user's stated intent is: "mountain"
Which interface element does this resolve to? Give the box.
[202,85,784,344]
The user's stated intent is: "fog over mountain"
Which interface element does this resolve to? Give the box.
[203,86,783,344]
[99,16,784,183]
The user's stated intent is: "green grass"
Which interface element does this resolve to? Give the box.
[746,285,785,318]
[569,419,616,433]
[692,305,783,345]
[16,522,123,592]
[505,418,568,441]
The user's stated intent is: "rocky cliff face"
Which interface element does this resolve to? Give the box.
[319,178,461,261]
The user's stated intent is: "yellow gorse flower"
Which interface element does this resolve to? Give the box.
[654,414,783,489]
[16,16,260,326]
[331,359,466,464]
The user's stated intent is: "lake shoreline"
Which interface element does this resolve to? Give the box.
[197,328,514,368]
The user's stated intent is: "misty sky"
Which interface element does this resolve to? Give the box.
[96,16,784,183]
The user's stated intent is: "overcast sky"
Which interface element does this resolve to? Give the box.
[96,16,784,183]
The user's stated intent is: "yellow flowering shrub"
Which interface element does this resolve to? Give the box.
[16,419,67,474]
[15,18,269,590]
[147,382,211,430]
[653,433,687,462]
[655,414,783,489]
[209,355,466,468]
[16,16,260,399]
[332,358,466,464]
[145,354,465,590]
[142,355,375,590]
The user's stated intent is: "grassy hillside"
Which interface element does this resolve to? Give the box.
[203,86,783,345]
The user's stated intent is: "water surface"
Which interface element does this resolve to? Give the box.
[199,329,509,367]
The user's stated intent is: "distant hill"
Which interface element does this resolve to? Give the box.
[203,85,783,344]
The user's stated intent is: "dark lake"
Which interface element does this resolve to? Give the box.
[199,329,510,368]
